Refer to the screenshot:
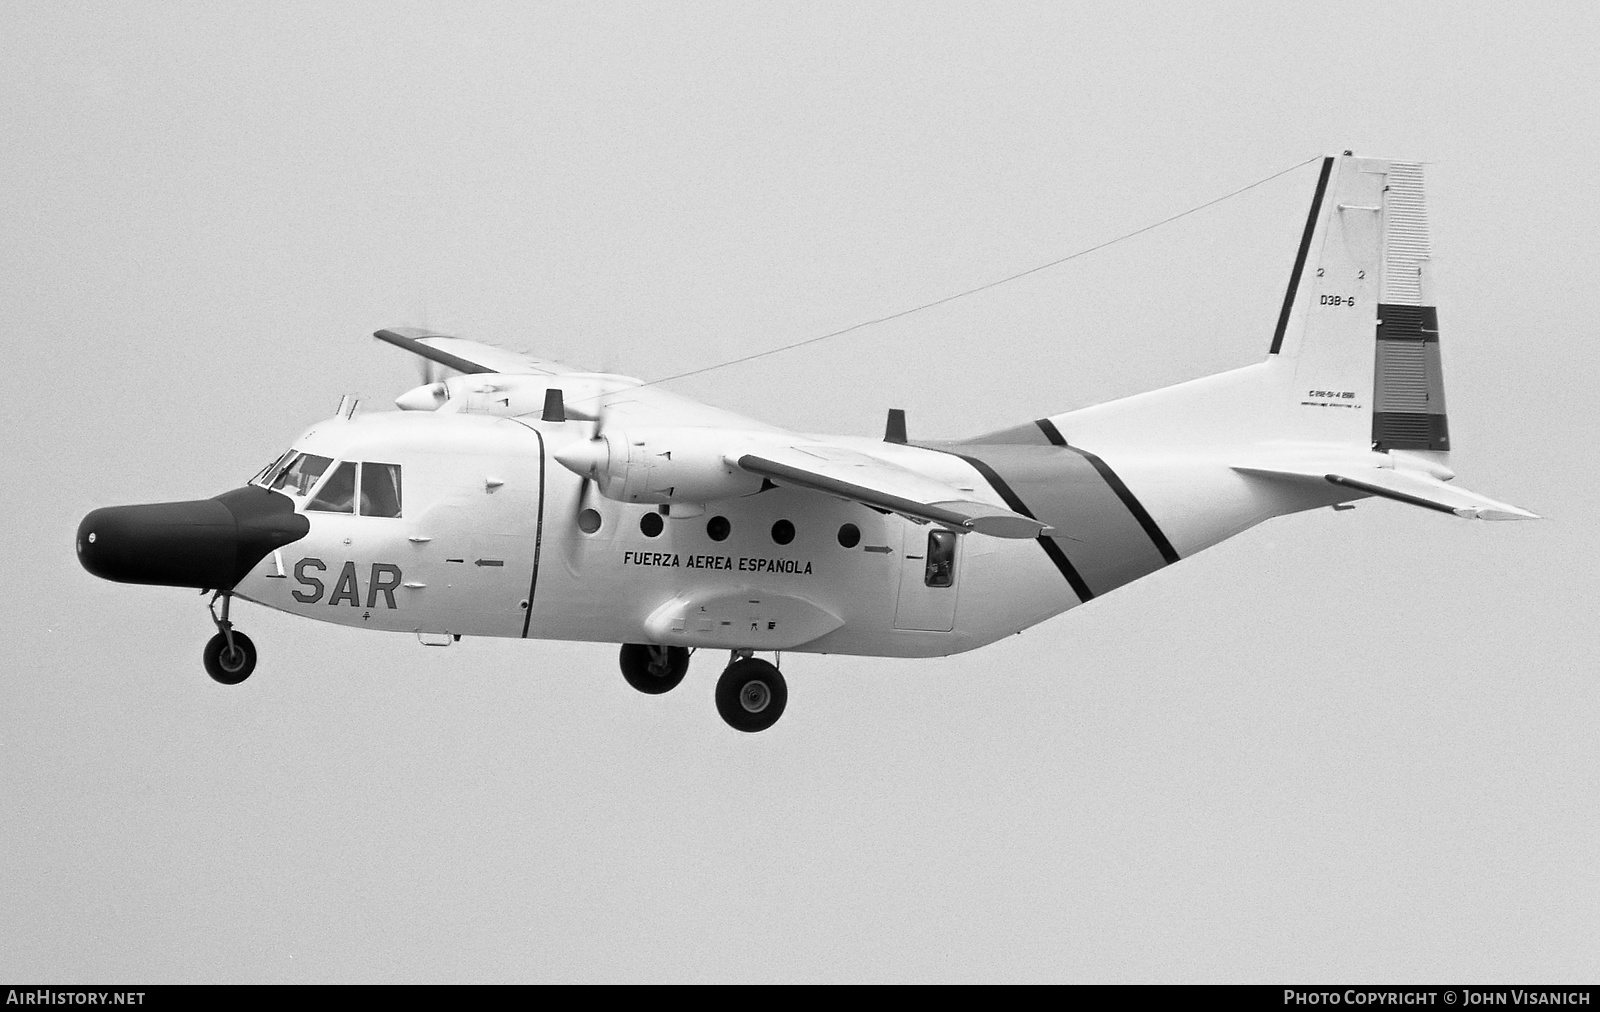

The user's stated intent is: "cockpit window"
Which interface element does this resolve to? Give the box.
[271,453,333,497]
[308,461,357,513]
[361,462,402,518]
[304,461,404,517]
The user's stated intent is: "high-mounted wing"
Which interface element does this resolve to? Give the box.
[375,328,577,377]
[375,325,1048,534]
[375,327,786,432]
[737,443,1050,539]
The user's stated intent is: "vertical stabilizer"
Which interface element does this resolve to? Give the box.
[1270,154,1450,451]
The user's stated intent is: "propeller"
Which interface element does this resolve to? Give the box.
[554,397,615,570]
[415,301,443,385]
[380,324,474,411]
[420,358,446,387]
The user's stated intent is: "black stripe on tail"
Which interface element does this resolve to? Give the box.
[1269,156,1334,356]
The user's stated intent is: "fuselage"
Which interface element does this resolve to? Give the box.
[230,399,1345,658]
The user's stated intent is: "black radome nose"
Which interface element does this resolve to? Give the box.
[77,486,310,590]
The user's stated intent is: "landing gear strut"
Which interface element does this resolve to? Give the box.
[619,643,690,694]
[203,591,256,685]
[715,652,787,733]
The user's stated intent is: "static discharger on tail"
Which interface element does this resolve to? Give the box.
[76,152,1536,731]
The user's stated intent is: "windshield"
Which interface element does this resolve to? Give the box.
[268,452,334,497]
[252,449,295,487]
[255,451,403,515]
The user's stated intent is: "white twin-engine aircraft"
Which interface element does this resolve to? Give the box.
[78,153,1536,731]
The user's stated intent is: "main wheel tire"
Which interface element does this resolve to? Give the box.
[204,631,256,685]
[619,643,690,694]
[715,658,787,732]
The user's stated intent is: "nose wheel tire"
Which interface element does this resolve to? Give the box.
[715,658,787,733]
[204,631,256,685]
[619,643,690,694]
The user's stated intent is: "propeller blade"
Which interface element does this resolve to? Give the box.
[564,473,598,571]
[563,407,609,571]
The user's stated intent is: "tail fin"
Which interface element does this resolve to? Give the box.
[1019,153,1457,455]
[1269,154,1450,451]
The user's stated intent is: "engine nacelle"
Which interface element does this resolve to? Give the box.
[554,427,766,505]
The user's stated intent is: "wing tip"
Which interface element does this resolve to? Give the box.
[372,328,497,375]
[1452,505,1542,521]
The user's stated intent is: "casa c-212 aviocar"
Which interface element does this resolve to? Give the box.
[76,153,1537,732]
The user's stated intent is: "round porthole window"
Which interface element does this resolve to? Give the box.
[837,523,861,548]
[578,508,602,534]
[640,512,664,537]
[707,515,731,542]
[771,519,795,545]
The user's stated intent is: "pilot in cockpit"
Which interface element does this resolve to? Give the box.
[254,452,400,517]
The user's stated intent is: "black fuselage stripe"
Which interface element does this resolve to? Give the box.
[947,451,1095,602]
[1035,419,1181,564]
[1034,538,1094,603]
[1269,156,1334,356]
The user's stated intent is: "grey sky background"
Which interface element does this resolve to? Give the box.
[3,1,1597,983]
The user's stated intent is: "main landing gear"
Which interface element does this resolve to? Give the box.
[616,644,789,732]
[203,591,256,685]
[715,652,787,733]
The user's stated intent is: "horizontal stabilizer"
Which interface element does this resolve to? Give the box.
[736,446,1050,538]
[1234,462,1539,521]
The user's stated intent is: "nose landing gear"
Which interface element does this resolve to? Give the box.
[203,591,256,685]
[715,652,787,733]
